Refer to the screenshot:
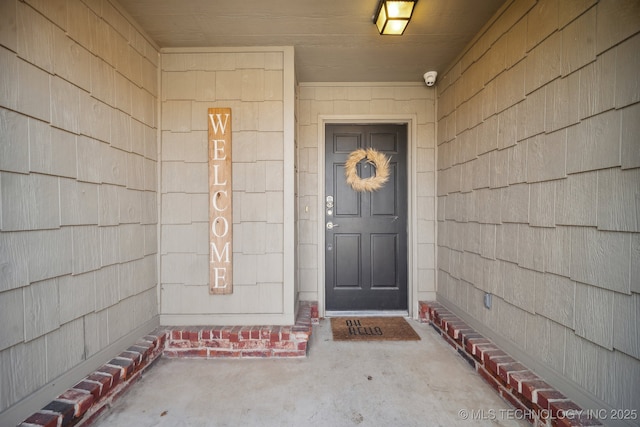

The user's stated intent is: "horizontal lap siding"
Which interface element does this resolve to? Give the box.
[0,0,159,421]
[436,0,640,414]
[160,49,290,323]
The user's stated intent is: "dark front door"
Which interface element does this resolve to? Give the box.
[325,124,408,311]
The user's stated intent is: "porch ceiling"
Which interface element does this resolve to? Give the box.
[116,0,507,83]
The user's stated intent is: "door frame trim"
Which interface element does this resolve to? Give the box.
[317,115,418,319]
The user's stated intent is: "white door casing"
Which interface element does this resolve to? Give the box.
[317,115,419,318]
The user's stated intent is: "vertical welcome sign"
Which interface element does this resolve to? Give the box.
[208,108,232,294]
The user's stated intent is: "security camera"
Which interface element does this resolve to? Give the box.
[423,71,437,87]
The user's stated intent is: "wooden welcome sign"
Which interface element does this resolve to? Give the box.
[208,108,232,294]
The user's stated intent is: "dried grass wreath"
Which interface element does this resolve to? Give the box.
[344,148,390,192]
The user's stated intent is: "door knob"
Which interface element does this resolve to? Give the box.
[326,221,339,230]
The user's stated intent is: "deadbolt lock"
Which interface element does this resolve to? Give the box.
[326,195,334,209]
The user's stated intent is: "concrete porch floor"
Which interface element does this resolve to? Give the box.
[94,319,527,427]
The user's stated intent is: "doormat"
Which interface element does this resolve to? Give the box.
[330,317,421,341]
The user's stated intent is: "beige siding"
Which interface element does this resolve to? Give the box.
[297,83,437,313]
[159,47,295,325]
[0,0,159,422]
[437,0,640,414]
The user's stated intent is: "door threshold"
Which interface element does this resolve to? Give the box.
[325,310,409,318]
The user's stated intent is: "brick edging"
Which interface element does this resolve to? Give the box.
[19,330,167,427]
[18,301,318,427]
[164,301,317,359]
[418,301,603,427]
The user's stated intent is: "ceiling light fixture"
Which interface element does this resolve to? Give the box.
[373,0,417,35]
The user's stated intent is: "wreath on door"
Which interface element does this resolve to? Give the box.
[344,148,390,192]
